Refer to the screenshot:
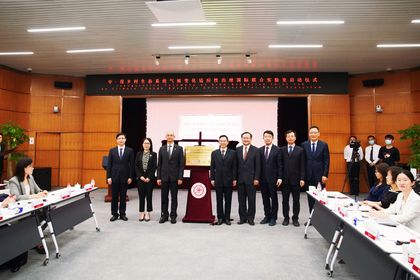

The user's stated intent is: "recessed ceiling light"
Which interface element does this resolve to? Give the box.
[276,20,344,25]
[0,52,34,55]
[377,44,420,48]
[152,22,216,27]
[27,26,86,33]
[411,19,420,23]
[66,48,115,53]
[268,44,323,48]
[168,45,221,50]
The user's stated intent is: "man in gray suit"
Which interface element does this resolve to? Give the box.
[157,130,184,224]
[236,132,260,225]
[210,135,237,225]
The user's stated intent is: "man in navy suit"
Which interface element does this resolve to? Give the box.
[279,130,306,226]
[301,126,330,215]
[236,132,260,225]
[259,130,281,226]
[157,130,184,224]
[107,133,135,222]
[210,135,237,225]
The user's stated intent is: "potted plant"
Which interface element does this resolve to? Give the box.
[0,122,29,179]
[398,124,420,176]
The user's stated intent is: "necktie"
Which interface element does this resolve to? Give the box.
[243,146,248,160]
[168,145,172,157]
[289,145,293,155]
[265,146,269,160]
[221,150,225,158]
[370,146,374,162]
[119,148,123,159]
[311,143,315,153]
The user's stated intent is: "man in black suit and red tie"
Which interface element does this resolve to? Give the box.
[210,135,237,225]
[301,126,330,217]
[236,132,260,226]
[107,133,135,222]
[259,130,281,226]
[157,130,184,224]
[279,130,306,227]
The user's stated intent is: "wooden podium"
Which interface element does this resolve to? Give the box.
[181,134,216,223]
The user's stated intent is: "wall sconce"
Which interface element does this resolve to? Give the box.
[53,105,60,113]
[246,54,252,64]
[216,54,222,64]
[184,55,190,65]
[375,105,383,113]
[154,55,160,66]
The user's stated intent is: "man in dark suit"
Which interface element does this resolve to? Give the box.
[279,130,306,227]
[259,130,281,226]
[0,133,5,182]
[157,130,184,224]
[236,132,260,225]
[301,126,330,216]
[210,135,237,225]
[106,132,135,222]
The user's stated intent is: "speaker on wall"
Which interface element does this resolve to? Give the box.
[362,78,384,88]
[54,81,73,89]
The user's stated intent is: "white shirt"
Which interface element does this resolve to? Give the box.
[310,140,318,152]
[263,144,272,157]
[23,182,30,195]
[344,145,364,162]
[118,145,125,157]
[365,144,381,164]
[385,190,420,232]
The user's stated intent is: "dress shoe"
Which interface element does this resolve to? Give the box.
[225,220,231,225]
[304,221,312,226]
[170,217,177,224]
[120,215,128,221]
[159,217,168,224]
[260,217,270,224]
[248,219,255,226]
[269,219,276,226]
[145,212,150,222]
[216,219,223,225]
[292,220,300,227]
[237,219,247,225]
[282,219,289,226]
[110,215,118,222]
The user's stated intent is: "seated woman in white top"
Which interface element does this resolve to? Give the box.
[370,170,420,232]
[7,157,48,201]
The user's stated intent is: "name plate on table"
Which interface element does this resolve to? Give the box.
[185,146,213,166]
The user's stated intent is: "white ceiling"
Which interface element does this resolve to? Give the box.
[0,0,420,77]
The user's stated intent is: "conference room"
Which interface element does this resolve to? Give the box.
[0,1,419,279]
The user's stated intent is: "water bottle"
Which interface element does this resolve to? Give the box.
[408,239,419,264]
[90,178,95,187]
[316,182,322,194]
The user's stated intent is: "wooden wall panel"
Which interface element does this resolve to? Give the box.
[411,70,420,91]
[35,151,59,168]
[83,151,108,170]
[310,95,350,114]
[30,96,61,113]
[82,169,107,188]
[375,114,415,134]
[350,95,374,115]
[83,133,117,151]
[84,114,120,132]
[351,114,376,134]
[0,68,31,94]
[59,169,82,186]
[35,133,60,150]
[85,96,120,114]
[311,114,350,133]
[61,114,84,132]
[412,92,420,113]
[329,154,347,174]
[60,133,83,150]
[375,92,413,114]
[319,133,349,154]
[60,151,82,169]
[0,90,30,112]
[29,113,61,132]
[63,97,84,114]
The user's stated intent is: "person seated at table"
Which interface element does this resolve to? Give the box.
[370,170,420,232]
[364,163,389,202]
[364,166,402,208]
[0,193,16,208]
[7,157,48,201]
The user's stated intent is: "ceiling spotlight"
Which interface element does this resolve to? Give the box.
[246,54,252,64]
[184,55,190,65]
[216,54,222,65]
[154,56,160,66]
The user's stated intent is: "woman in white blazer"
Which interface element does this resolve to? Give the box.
[370,169,420,232]
[7,157,48,201]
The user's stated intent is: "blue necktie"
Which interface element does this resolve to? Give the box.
[289,146,293,155]
[311,143,315,154]
[119,148,123,159]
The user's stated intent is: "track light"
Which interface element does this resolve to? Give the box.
[216,54,222,65]
[154,56,160,66]
[184,55,190,65]
[246,54,252,64]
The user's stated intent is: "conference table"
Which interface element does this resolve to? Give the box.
[0,185,99,266]
[305,190,420,279]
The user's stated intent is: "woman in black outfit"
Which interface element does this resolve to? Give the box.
[135,138,157,221]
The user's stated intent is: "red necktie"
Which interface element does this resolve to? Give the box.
[243,146,248,160]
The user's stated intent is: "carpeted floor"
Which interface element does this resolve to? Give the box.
[0,188,359,280]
